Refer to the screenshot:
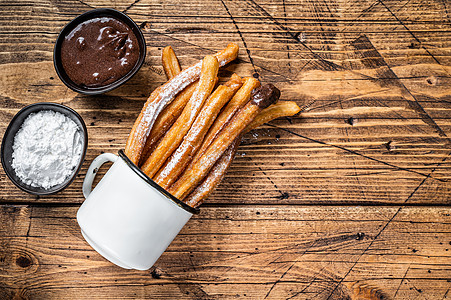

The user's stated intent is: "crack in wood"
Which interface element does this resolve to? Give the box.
[350,34,449,140]
[306,0,338,61]
[25,206,33,249]
[264,261,297,299]
[143,28,294,81]
[248,156,287,199]
[264,238,321,299]
[338,0,380,33]
[376,0,449,73]
[393,265,410,298]
[442,286,451,300]
[122,0,141,13]
[75,0,95,9]
[243,0,342,72]
[269,124,446,182]
[282,0,293,74]
[285,266,330,300]
[325,152,449,299]
[220,0,258,75]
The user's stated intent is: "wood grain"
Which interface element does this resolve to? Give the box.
[0,0,449,205]
[0,0,450,298]
[1,205,450,299]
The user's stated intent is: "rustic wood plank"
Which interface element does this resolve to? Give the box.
[0,0,450,298]
[0,0,449,205]
[0,59,449,204]
[0,205,450,299]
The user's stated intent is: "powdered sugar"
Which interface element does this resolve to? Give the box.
[11,110,83,189]
[137,62,202,146]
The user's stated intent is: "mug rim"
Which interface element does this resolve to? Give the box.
[118,150,199,215]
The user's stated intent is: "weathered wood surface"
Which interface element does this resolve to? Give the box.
[0,0,450,205]
[0,0,450,298]
[1,205,450,299]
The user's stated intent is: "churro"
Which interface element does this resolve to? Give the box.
[190,77,260,166]
[169,83,281,200]
[138,47,194,165]
[184,101,300,207]
[184,138,240,208]
[154,74,243,189]
[162,46,181,79]
[139,83,197,166]
[125,43,298,209]
[245,101,301,133]
[125,43,239,165]
[141,55,219,178]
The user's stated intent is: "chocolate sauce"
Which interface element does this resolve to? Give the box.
[60,17,139,88]
[251,83,281,109]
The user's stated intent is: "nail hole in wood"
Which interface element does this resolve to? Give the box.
[346,117,355,125]
[16,256,32,268]
[140,21,151,32]
[151,268,161,279]
[384,141,393,151]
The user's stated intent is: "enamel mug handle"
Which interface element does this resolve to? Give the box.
[83,153,118,199]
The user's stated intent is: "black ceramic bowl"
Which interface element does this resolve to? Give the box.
[53,8,146,95]
[1,103,88,195]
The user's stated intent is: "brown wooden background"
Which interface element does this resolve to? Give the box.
[0,0,450,299]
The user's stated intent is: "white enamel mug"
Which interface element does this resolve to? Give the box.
[77,150,198,270]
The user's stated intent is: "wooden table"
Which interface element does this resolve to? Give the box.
[1,0,450,299]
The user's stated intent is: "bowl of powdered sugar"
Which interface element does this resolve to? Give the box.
[1,103,88,195]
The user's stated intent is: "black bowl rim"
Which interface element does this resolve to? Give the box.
[117,150,199,215]
[53,8,147,95]
[1,102,88,195]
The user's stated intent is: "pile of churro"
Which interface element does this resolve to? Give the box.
[125,43,300,208]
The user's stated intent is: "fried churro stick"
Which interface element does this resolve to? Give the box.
[138,47,193,166]
[141,55,219,178]
[139,83,197,166]
[162,46,181,79]
[190,77,260,166]
[169,83,280,200]
[184,101,300,208]
[184,138,240,208]
[245,101,301,132]
[154,74,243,189]
[125,43,239,165]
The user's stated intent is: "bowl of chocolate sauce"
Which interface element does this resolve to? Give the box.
[54,8,146,95]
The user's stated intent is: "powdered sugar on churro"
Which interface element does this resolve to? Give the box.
[170,85,280,200]
[184,139,239,207]
[137,62,202,146]
[125,43,239,165]
[154,81,241,188]
[138,46,234,141]
[141,55,219,179]
[136,43,240,147]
